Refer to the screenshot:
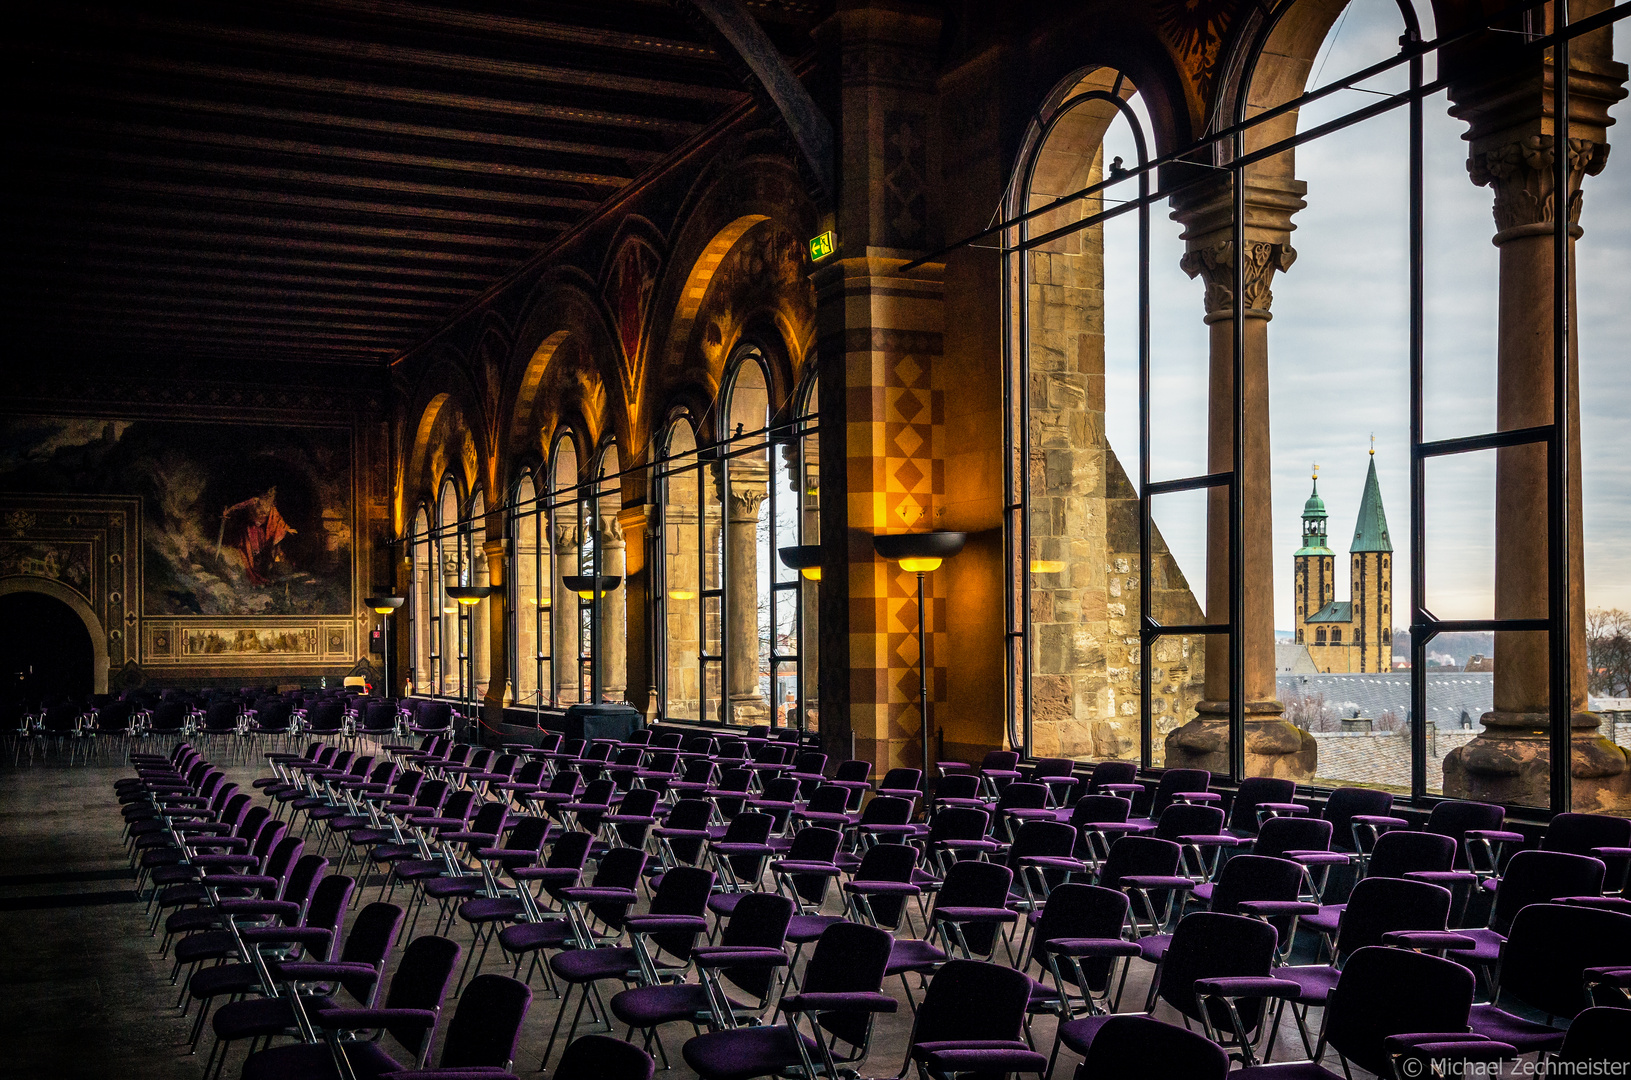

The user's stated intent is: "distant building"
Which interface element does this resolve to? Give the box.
[1292,450,1393,674]
[1464,653,1493,673]
[1276,642,1320,674]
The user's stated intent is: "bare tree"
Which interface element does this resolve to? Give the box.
[1587,608,1631,698]
[1283,690,1334,731]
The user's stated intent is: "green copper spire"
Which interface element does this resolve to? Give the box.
[1351,450,1392,553]
[1295,465,1334,557]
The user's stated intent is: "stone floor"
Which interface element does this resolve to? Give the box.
[1,745,1395,1080]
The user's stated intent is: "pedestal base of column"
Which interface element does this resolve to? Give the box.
[1442,711,1631,812]
[1163,701,1317,781]
[729,696,772,725]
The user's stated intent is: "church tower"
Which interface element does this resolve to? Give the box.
[1349,445,1393,673]
[1293,467,1335,647]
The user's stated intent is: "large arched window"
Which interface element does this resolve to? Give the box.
[410,506,432,695]
[468,489,490,700]
[436,478,462,698]
[588,441,626,704]
[549,433,580,705]
[660,416,703,720]
[719,348,773,725]
[511,471,541,710]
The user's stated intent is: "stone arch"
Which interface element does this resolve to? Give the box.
[0,576,109,694]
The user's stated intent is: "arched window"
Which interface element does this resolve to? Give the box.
[549,433,580,705]
[511,471,540,709]
[436,479,461,698]
[587,441,626,704]
[719,347,773,726]
[468,489,490,701]
[660,417,703,720]
[1316,628,1326,644]
[1382,629,1391,647]
[410,507,432,696]
[1295,628,1304,644]
[1331,628,1342,645]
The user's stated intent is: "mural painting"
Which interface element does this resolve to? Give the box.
[0,416,353,617]
[0,540,94,598]
[183,627,320,657]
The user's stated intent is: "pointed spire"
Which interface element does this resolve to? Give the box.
[1352,451,1392,553]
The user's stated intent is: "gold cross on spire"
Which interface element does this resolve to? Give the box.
[1370,433,1376,456]
[1312,462,1319,481]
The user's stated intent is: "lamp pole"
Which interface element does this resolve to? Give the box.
[364,596,404,696]
[915,567,931,795]
[445,586,491,737]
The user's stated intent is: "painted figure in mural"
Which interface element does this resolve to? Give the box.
[220,486,297,586]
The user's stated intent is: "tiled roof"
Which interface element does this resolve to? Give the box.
[1351,456,1393,553]
[1278,672,1493,730]
[1307,602,1353,623]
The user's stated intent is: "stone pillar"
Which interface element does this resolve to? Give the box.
[482,536,509,721]
[598,514,628,703]
[618,503,655,716]
[1442,31,1630,811]
[552,521,580,705]
[726,472,769,723]
[788,441,820,733]
[1163,177,1317,780]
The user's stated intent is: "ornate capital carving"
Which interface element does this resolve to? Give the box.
[1179,240,1298,319]
[1468,134,1610,237]
[552,523,579,550]
[728,483,768,521]
[597,514,625,548]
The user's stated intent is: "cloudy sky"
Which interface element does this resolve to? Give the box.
[1098,0,1631,631]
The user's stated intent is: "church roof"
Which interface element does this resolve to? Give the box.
[1295,475,1336,557]
[1307,601,1353,623]
[1351,456,1393,553]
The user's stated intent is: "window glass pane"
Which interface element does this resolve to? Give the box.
[664,422,701,720]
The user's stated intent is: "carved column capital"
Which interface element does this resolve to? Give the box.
[727,483,768,522]
[1469,134,1610,240]
[597,514,626,549]
[1179,240,1298,321]
[552,522,579,551]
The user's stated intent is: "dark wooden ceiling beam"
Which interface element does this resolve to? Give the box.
[27,198,554,251]
[54,309,407,342]
[20,222,524,267]
[66,242,499,283]
[81,14,744,104]
[49,263,469,303]
[35,161,599,220]
[281,0,721,60]
[41,119,631,190]
[25,280,449,319]
[49,51,707,136]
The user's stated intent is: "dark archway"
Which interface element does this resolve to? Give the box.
[0,591,95,704]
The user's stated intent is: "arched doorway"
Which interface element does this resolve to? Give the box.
[0,590,97,704]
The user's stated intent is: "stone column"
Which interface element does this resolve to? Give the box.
[617,503,655,717]
[726,471,769,723]
[552,521,580,704]
[1163,177,1317,780]
[1443,33,1630,810]
[788,441,820,733]
[482,535,509,720]
[598,514,628,703]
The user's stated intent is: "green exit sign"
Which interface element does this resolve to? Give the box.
[808,231,835,261]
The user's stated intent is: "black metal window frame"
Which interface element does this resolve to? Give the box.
[652,364,821,733]
[958,0,1626,810]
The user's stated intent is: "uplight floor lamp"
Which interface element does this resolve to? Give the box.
[445,585,492,735]
[777,544,823,738]
[364,595,404,695]
[561,575,621,704]
[873,531,966,805]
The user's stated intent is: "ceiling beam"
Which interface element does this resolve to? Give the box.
[18,222,525,266]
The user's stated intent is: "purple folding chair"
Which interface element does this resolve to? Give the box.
[906,959,1047,1080]
[1076,1014,1229,1080]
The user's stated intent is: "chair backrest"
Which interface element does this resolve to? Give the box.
[586,847,648,927]
[995,782,1048,813]
[281,854,329,910]
[859,795,913,827]
[337,901,406,1004]
[261,836,306,888]
[793,752,827,775]
[803,785,851,816]
[928,806,989,846]
[1159,912,1278,1036]
[1008,820,1077,868]
[1031,757,1074,778]
[1149,769,1210,816]
[1069,795,1131,826]
[1207,855,1304,917]
[362,700,396,731]
[801,921,895,1047]
[413,778,450,810]
[936,774,981,801]
[1082,1015,1230,1080]
[1335,877,1451,959]
[719,892,795,998]
[1557,1007,1631,1068]
[1424,799,1505,855]
[760,777,801,804]
[466,801,508,840]
[1367,830,1456,879]
[1324,947,1475,1077]
[382,935,463,1060]
[1491,850,1607,936]
[1030,883,1129,992]
[1154,802,1225,842]
[1254,815,1333,859]
[1544,812,1631,856]
[1097,836,1181,892]
[204,700,239,731]
[1227,777,1297,833]
[647,865,716,959]
[415,700,453,731]
[785,826,843,864]
[978,750,1020,772]
[878,767,923,791]
[547,828,594,871]
[1500,903,1631,1020]
[437,974,532,1069]
[237,804,272,841]
[851,842,918,928]
[440,788,478,822]
[720,811,774,846]
[1086,760,1139,792]
[555,1034,655,1080]
[833,759,872,783]
[304,876,356,955]
[912,959,1031,1047]
[150,702,187,732]
[935,859,1013,957]
[503,816,552,854]
[1322,787,1394,851]
[249,819,289,865]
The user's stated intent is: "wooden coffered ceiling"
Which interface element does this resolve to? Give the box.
[4,0,824,368]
